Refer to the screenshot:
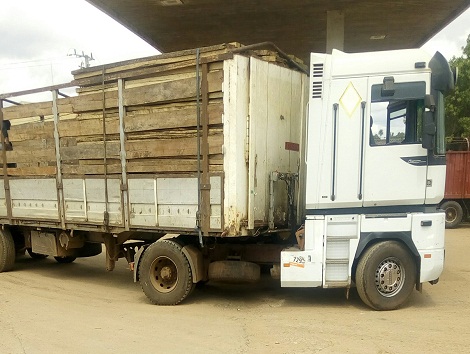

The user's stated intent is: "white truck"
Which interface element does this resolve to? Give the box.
[0,44,453,310]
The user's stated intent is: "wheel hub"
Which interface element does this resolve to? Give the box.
[446,208,457,223]
[150,256,178,293]
[160,266,173,280]
[375,257,405,297]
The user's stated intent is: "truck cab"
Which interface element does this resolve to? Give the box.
[281,49,453,310]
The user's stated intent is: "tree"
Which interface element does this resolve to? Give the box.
[445,35,470,138]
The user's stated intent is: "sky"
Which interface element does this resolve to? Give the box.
[0,0,469,99]
[0,0,159,97]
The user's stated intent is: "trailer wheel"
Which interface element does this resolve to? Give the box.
[139,240,193,305]
[208,261,260,283]
[356,241,416,311]
[441,200,463,228]
[54,256,76,264]
[27,249,48,259]
[0,228,16,272]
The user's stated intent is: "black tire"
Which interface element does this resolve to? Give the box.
[27,249,49,259]
[139,240,193,305]
[356,241,416,311]
[208,261,260,283]
[54,256,76,264]
[0,229,16,272]
[441,200,463,229]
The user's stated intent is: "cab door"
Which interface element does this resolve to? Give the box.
[363,75,429,207]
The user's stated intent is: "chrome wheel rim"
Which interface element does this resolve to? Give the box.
[375,257,405,297]
[445,207,457,223]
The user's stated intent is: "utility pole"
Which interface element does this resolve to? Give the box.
[69,49,95,68]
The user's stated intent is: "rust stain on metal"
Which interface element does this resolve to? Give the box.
[285,142,299,152]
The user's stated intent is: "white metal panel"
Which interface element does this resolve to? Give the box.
[86,178,121,225]
[266,63,289,220]
[328,49,432,79]
[156,177,197,228]
[128,178,157,227]
[223,56,250,235]
[10,179,59,220]
[304,215,325,251]
[306,53,331,210]
[248,57,306,229]
[326,215,360,236]
[63,178,122,225]
[363,74,429,206]
[209,176,222,229]
[280,248,323,287]
[63,179,87,220]
[307,77,367,209]
[363,145,428,206]
[425,165,446,204]
[210,205,221,230]
[292,70,308,223]
[248,57,268,228]
[157,204,198,229]
[323,215,359,286]
[281,217,323,287]
[128,176,222,230]
[324,263,349,282]
[0,180,6,217]
[157,177,198,203]
[413,213,445,282]
[411,212,445,250]
[326,240,350,259]
[361,214,412,232]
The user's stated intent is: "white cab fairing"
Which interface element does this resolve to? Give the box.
[305,49,443,211]
[281,212,445,287]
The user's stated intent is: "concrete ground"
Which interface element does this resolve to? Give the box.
[0,227,469,354]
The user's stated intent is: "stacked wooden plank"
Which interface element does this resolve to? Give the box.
[0,43,305,177]
[64,43,237,176]
[1,104,73,177]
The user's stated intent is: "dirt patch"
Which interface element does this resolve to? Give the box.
[1,228,469,353]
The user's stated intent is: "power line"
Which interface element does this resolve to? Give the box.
[0,56,74,66]
[0,57,78,70]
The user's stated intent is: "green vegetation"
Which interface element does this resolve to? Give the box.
[445,35,470,138]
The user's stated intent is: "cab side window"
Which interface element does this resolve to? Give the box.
[369,81,425,146]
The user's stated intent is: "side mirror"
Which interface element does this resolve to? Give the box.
[381,76,395,97]
[424,94,435,111]
[422,111,436,150]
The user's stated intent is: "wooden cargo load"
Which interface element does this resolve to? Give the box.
[0,43,308,236]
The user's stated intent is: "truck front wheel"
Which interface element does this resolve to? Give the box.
[0,228,15,272]
[441,200,463,228]
[139,240,193,305]
[356,241,416,311]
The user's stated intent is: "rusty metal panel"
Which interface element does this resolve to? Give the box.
[444,151,470,199]
[464,153,470,198]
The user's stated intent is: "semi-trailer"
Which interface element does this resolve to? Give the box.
[0,43,453,310]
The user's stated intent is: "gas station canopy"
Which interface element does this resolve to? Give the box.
[86,0,469,63]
